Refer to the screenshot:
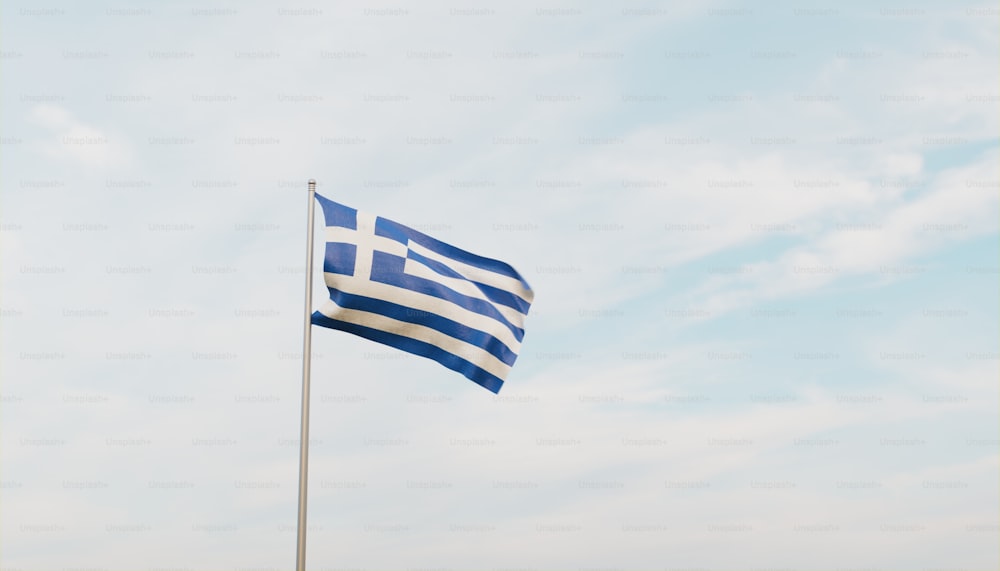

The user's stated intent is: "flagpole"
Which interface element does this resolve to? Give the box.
[295,178,317,571]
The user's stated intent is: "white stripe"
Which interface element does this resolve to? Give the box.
[351,212,378,279]
[316,299,512,380]
[324,273,523,353]
[408,241,533,303]
[403,257,527,325]
[324,226,408,258]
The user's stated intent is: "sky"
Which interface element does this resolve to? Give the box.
[1,1,998,570]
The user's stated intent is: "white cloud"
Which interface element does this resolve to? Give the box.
[690,151,998,315]
[27,104,131,168]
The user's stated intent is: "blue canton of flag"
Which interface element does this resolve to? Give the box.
[310,194,534,393]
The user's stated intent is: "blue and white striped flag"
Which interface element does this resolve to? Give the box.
[310,194,534,393]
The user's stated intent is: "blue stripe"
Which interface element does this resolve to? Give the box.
[473,281,531,314]
[321,287,519,366]
[311,311,505,394]
[370,252,524,341]
[406,249,531,313]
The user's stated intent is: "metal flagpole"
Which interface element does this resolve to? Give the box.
[295,179,317,571]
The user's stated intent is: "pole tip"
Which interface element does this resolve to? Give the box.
[308,179,316,185]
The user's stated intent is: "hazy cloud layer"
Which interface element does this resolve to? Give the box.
[1,1,997,570]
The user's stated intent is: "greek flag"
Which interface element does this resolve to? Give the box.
[310,194,534,393]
